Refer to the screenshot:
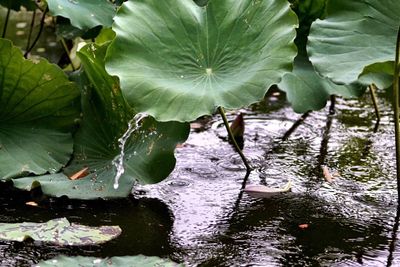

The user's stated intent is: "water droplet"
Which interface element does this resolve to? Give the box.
[206,68,213,75]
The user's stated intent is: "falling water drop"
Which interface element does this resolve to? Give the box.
[112,113,147,190]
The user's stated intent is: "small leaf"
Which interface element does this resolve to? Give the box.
[0,218,121,246]
[278,56,365,113]
[322,166,334,183]
[244,180,292,198]
[298,223,309,229]
[25,201,39,207]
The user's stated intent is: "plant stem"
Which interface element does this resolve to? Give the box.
[24,7,48,58]
[393,25,400,198]
[2,8,11,38]
[329,95,336,115]
[282,111,311,141]
[387,204,400,267]
[60,38,76,71]
[369,83,381,123]
[218,106,252,172]
[25,9,37,53]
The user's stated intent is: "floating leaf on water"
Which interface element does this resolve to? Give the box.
[35,255,184,267]
[298,223,309,229]
[244,180,292,198]
[322,166,334,183]
[0,218,121,246]
[25,201,39,207]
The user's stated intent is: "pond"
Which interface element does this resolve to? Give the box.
[1,87,399,266]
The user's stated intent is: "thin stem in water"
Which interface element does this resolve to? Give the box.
[60,38,76,71]
[393,25,400,198]
[24,7,48,58]
[218,106,252,173]
[282,111,311,141]
[25,9,37,53]
[329,95,336,115]
[2,8,11,38]
[369,83,381,123]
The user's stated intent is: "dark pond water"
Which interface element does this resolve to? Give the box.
[1,87,400,266]
[1,7,400,267]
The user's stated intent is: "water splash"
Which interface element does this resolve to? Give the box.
[112,113,147,189]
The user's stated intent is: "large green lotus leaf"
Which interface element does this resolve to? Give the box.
[0,38,80,180]
[35,255,183,267]
[358,61,395,89]
[106,0,298,122]
[307,0,399,85]
[0,218,121,246]
[47,0,116,30]
[0,0,36,11]
[278,56,365,113]
[13,43,189,199]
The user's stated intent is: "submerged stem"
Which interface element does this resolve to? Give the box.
[2,8,11,38]
[393,25,400,198]
[369,83,381,123]
[218,107,252,173]
[24,7,48,58]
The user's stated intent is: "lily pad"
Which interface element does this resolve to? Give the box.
[35,255,183,267]
[13,43,189,199]
[307,0,399,85]
[47,0,116,30]
[106,0,298,122]
[0,38,80,180]
[278,56,365,113]
[0,218,121,246]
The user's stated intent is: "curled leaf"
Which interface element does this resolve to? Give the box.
[244,180,292,198]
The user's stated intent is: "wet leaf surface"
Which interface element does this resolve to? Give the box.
[0,218,121,246]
